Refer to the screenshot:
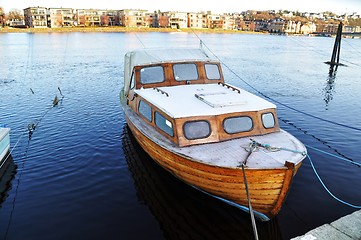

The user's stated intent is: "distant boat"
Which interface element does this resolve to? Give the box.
[120,48,306,220]
[0,126,11,173]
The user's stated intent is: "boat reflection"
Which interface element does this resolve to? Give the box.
[0,155,17,207]
[323,71,336,109]
[121,125,282,240]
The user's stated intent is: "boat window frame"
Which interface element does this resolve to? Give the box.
[155,111,174,137]
[223,116,254,134]
[183,120,211,140]
[139,65,165,85]
[261,112,276,129]
[204,63,221,80]
[173,63,199,82]
[138,100,152,123]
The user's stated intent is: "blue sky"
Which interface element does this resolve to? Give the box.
[1,0,360,14]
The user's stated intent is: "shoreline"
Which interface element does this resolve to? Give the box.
[0,26,265,34]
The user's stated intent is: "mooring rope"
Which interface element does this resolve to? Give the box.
[247,139,361,209]
[241,164,259,240]
[305,144,361,167]
[3,89,64,240]
[306,154,361,209]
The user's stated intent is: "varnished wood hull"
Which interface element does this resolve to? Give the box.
[124,115,302,220]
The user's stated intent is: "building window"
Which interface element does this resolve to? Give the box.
[183,120,211,140]
[223,116,253,134]
[155,112,174,137]
[173,63,198,81]
[205,64,221,80]
[140,66,165,84]
[262,113,275,129]
[138,100,152,122]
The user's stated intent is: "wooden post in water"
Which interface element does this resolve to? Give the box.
[325,22,343,73]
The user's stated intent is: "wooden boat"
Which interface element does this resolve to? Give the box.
[0,126,11,171]
[120,48,306,221]
[122,125,282,239]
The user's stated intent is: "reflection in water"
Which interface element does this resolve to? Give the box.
[0,155,17,208]
[323,71,336,109]
[121,125,282,240]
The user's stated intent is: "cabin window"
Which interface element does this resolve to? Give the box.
[173,63,199,81]
[140,66,165,84]
[183,120,211,140]
[223,116,253,134]
[262,113,275,129]
[155,112,174,137]
[205,64,221,80]
[138,100,152,122]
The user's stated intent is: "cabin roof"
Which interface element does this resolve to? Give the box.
[135,84,276,118]
[125,48,213,67]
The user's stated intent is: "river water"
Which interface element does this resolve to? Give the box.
[0,32,360,240]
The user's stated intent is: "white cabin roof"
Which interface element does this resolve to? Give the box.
[135,84,276,118]
[126,48,213,67]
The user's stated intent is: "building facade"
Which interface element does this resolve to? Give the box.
[120,9,148,27]
[48,8,75,28]
[207,13,223,29]
[24,7,47,28]
[76,9,101,27]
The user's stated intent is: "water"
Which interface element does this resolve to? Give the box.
[0,32,360,240]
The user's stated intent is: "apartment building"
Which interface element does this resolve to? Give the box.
[222,14,236,30]
[24,7,47,28]
[120,9,148,27]
[285,20,301,33]
[48,8,75,28]
[268,18,286,33]
[160,12,188,29]
[98,10,119,26]
[300,22,317,34]
[76,9,101,27]
[171,12,188,29]
[158,12,169,28]
[188,13,207,28]
[207,13,223,29]
[144,11,158,27]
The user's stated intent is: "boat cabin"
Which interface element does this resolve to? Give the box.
[123,49,279,147]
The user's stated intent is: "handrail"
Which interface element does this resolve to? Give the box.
[153,87,169,97]
[218,82,241,93]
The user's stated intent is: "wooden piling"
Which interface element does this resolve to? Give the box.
[325,22,345,73]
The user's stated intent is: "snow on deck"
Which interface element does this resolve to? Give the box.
[135,84,276,118]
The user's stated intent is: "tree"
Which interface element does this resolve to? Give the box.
[6,8,24,21]
[0,7,5,27]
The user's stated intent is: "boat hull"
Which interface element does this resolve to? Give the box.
[0,128,10,170]
[124,116,301,220]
